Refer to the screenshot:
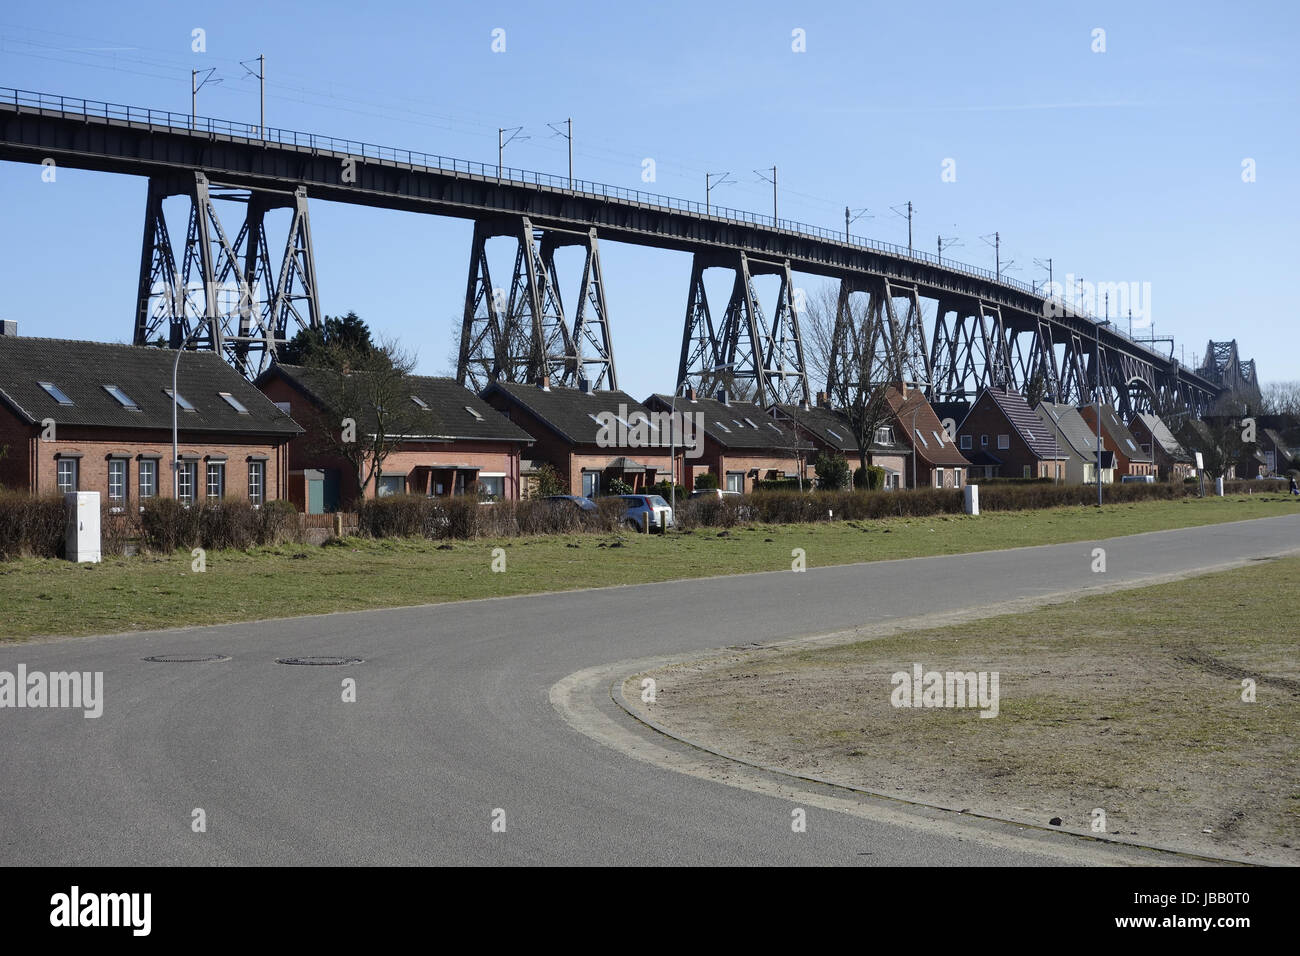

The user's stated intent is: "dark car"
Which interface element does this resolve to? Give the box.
[542,494,598,512]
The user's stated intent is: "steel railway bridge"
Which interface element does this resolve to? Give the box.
[0,87,1235,417]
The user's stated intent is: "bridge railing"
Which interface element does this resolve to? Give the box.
[1,85,1204,382]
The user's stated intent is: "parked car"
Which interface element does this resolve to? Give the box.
[688,489,742,500]
[1120,474,1155,483]
[616,494,674,531]
[542,494,597,512]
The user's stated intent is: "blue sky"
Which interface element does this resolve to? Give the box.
[1,0,1296,398]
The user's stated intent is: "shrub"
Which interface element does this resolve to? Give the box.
[854,465,886,490]
[0,491,64,559]
[754,477,803,492]
[694,471,718,490]
[648,479,687,501]
[606,477,633,496]
[531,463,564,498]
[141,498,302,552]
[814,453,851,491]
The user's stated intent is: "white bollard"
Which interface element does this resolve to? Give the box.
[964,483,979,516]
[65,491,102,563]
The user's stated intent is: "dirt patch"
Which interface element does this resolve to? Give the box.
[626,557,1300,864]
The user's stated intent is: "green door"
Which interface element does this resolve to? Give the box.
[307,477,324,515]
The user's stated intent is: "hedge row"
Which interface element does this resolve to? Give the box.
[355,494,630,540]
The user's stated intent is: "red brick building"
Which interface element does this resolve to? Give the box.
[883,385,971,488]
[483,380,671,497]
[1128,413,1195,481]
[644,392,811,492]
[0,332,299,505]
[769,399,910,489]
[956,387,1068,480]
[1079,404,1156,478]
[257,365,533,510]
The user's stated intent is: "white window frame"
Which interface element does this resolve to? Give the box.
[206,461,225,500]
[997,434,1010,450]
[478,472,506,501]
[177,461,197,503]
[108,458,127,507]
[933,468,944,489]
[138,459,157,501]
[57,458,78,493]
[725,471,744,493]
[247,460,265,506]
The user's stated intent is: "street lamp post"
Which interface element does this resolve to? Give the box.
[1095,319,1111,507]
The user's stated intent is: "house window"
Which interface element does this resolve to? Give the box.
[376,475,404,497]
[960,434,972,450]
[1023,464,1032,478]
[138,460,157,500]
[177,462,197,503]
[582,471,600,498]
[108,459,127,507]
[954,469,964,488]
[247,461,265,506]
[933,468,944,489]
[980,435,988,447]
[163,388,196,412]
[874,426,894,445]
[57,458,78,493]
[206,462,226,500]
[726,471,744,493]
[997,434,1010,450]
[478,474,505,501]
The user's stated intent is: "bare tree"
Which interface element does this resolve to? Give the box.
[802,280,896,477]
[1260,381,1300,417]
[302,338,425,499]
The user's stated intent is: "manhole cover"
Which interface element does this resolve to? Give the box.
[143,654,232,663]
[275,656,363,666]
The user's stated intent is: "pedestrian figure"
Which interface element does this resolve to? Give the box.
[1290,475,1299,496]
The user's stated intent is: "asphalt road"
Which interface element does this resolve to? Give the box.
[2,513,1297,866]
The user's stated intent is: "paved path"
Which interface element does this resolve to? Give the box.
[2,514,1296,865]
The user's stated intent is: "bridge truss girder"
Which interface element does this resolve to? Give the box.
[456,217,616,392]
[132,171,320,378]
[676,251,810,406]
[825,276,932,399]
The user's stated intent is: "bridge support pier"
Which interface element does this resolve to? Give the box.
[456,217,616,392]
[133,171,320,378]
[676,251,809,406]
[826,277,931,401]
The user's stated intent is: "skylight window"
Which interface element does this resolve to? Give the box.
[826,427,843,441]
[464,405,484,420]
[916,430,929,448]
[163,388,196,412]
[767,422,782,432]
[1125,438,1137,452]
[931,430,944,446]
[411,396,430,410]
[103,385,139,409]
[39,381,73,405]
[743,418,759,428]
[714,421,732,433]
[218,391,250,414]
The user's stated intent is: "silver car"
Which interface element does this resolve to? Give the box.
[616,494,674,532]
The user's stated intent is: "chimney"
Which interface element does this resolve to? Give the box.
[685,385,696,402]
[816,390,828,408]
[539,375,551,392]
[577,375,592,394]
[0,320,16,336]
[716,388,729,406]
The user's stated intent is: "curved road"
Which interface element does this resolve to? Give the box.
[2,514,1296,866]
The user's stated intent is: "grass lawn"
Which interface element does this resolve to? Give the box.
[627,554,1300,863]
[0,494,1295,641]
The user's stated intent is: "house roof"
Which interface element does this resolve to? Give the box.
[647,394,804,451]
[1035,402,1099,462]
[1092,404,1152,462]
[883,386,971,466]
[1133,413,1193,463]
[971,387,1067,460]
[0,336,301,435]
[769,402,911,456]
[483,380,655,445]
[263,365,531,443]
[1261,428,1294,460]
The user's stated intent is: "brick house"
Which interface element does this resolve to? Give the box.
[257,364,533,511]
[1078,404,1156,478]
[1034,402,1106,484]
[0,331,299,506]
[883,385,971,488]
[1128,413,1196,481]
[644,391,810,492]
[956,387,1068,480]
[482,380,671,497]
[769,399,910,489]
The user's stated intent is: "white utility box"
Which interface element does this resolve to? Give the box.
[1215,477,1225,497]
[964,483,979,516]
[65,491,102,563]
